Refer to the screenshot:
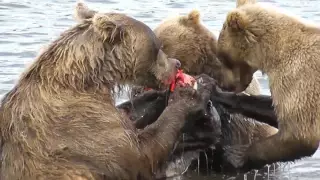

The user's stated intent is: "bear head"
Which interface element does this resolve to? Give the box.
[73,2,181,90]
[154,10,249,93]
[216,0,263,93]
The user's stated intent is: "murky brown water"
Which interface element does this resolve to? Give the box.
[1,0,320,179]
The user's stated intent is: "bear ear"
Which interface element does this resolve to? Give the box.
[74,1,97,22]
[236,0,256,7]
[226,10,248,31]
[92,13,125,43]
[187,10,201,24]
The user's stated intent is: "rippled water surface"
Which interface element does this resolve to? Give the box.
[1,0,320,179]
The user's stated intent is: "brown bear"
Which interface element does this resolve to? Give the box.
[0,2,212,180]
[153,10,261,96]
[216,0,320,171]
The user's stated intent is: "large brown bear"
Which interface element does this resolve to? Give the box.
[153,10,261,95]
[216,0,320,171]
[0,2,212,180]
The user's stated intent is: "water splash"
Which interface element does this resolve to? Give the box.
[197,156,200,174]
[254,169,258,180]
[182,133,185,155]
[266,164,270,180]
[202,151,209,174]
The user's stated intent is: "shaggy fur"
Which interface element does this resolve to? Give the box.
[212,105,278,172]
[153,10,261,95]
[0,2,210,180]
[216,0,320,171]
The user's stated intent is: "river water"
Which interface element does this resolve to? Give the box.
[0,0,320,179]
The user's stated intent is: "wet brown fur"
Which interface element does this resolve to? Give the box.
[216,0,320,170]
[153,10,261,95]
[0,2,206,180]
